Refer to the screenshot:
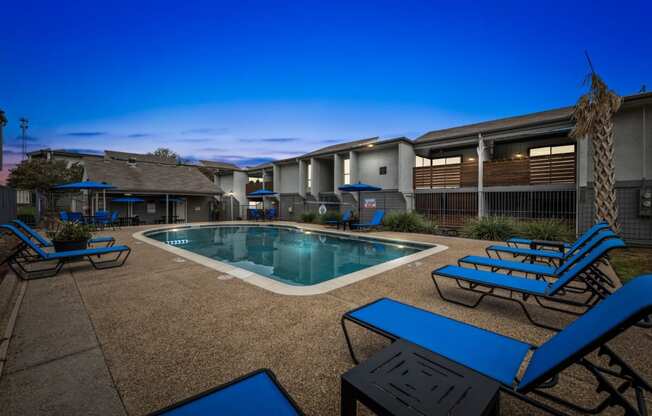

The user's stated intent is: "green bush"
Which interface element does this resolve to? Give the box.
[300,212,317,223]
[318,211,341,224]
[17,206,37,216]
[461,217,517,241]
[517,219,574,242]
[46,221,93,242]
[382,211,437,233]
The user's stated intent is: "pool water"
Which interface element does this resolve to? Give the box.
[146,226,427,286]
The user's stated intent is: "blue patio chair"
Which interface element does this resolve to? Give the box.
[351,210,384,231]
[59,211,69,222]
[486,221,612,265]
[249,209,262,221]
[342,275,652,416]
[431,238,625,330]
[149,369,304,415]
[68,212,85,223]
[325,210,352,229]
[12,219,115,248]
[266,207,277,220]
[0,224,131,280]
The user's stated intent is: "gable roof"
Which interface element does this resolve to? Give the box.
[199,160,241,170]
[83,157,221,195]
[416,107,574,144]
[104,150,177,165]
[301,137,379,158]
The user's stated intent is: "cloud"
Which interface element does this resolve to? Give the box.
[319,139,342,144]
[178,138,216,143]
[239,137,300,143]
[196,147,228,152]
[9,134,41,143]
[181,127,229,135]
[64,131,106,137]
[127,133,151,138]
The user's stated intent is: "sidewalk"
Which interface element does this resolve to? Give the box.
[0,270,125,416]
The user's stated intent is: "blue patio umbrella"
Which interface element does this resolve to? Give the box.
[338,182,381,220]
[53,181,115,215]
[112,197,144,218]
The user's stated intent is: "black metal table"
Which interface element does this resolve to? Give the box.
[341,339,500,416]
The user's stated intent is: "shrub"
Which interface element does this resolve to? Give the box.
[318,211,341,224]
[517,219,574,242]
[461,216,517,241]
[300,212,317,223]
[46,221,93,242]
[382,211,437,233]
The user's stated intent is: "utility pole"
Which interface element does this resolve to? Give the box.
[0,109,7,170]
[19,117,29,160]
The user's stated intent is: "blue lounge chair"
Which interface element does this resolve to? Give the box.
[325,210,352,229]
[432,238,625,330]
[342,275,652,415]
[351,210,384,231]
[459,229,618,282]
[12,219,115,248]
[149,369,304,415]
[68,212,85,223]
[0,224,131,280]
[487,221,612,265]
[505,221,609,251]
[59,211,70,221]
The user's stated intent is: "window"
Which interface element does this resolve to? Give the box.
[415,156,430,167]
[379,166,387,175]
[343,158,351,184]
[307,163,312,191]
[432,156,461,166]
[529,145,575,157]
[248,177,263,183]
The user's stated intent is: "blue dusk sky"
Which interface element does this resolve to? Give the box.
[1,0,651,181]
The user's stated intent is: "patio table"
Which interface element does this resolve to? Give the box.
[341,339,500,416]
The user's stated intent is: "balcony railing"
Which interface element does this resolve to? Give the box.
[414,153,575,189]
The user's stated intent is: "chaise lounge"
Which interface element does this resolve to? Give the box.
[351,210,384,231]
[0,224,131,280]
[149,368,303,415]
[342,275,652,416]
[12,219,115,248]
[431,238,625,329]
[486,221,612,265]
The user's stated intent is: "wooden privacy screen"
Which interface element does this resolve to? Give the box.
[414,154,575,189]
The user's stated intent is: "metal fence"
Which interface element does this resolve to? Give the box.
[0,187,17,225]
[416,187,576,228]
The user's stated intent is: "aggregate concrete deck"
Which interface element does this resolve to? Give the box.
[0,222,650,415]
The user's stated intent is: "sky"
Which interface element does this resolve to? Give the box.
[1,0,651,182]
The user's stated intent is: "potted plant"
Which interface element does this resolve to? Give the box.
[47,221,92,252]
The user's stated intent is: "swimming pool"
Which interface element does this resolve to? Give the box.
[139,225,446,295]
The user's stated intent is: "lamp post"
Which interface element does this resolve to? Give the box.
[0,109,7,170]
[19,118,29,160]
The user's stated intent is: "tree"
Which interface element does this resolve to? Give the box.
[149,147,179,161]
[7,159,83,193]
[570,65,622,230]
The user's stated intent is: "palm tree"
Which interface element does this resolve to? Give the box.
[0,109,7,171]
[570,68,622,230]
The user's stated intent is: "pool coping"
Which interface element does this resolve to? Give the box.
[133,222,448,296]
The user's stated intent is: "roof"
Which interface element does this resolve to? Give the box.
[27,149,103,159]
[104,150,177,165]
[199,160,241,170]
[416,91,652,144]
[83,157,221,195]
[416,107,574,144]
[301,137,380,158]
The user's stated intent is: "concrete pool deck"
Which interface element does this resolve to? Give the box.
[0,221,651,415]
